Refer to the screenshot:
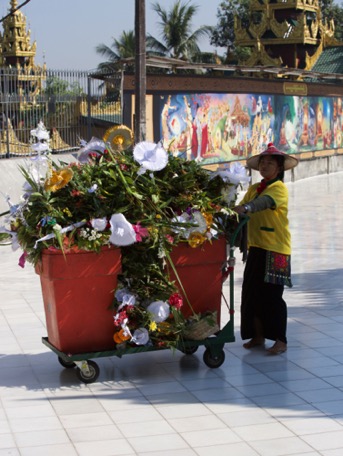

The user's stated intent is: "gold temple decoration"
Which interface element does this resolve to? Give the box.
[0,0,40,71]
[0,1,52,155]
[103,125,133,151]
[0,0,46,100]
[234,0,341,76]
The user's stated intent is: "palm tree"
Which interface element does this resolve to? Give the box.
[146,0,213,62]
[95,30,136,71]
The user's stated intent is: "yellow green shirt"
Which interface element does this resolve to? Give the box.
[241,180,291,255]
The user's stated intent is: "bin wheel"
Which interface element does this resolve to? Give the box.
[76,360,100,384]
[203,348,225,368]
[180,345,198,355]
[58,356,76,369]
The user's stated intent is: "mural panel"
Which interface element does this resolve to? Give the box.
[158,93,343,165]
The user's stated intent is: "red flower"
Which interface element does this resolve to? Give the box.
[157,341,166,347]
[113,310,128,327]
[165,234,174,244]
[169,292,183,310]
[133,223,149,242]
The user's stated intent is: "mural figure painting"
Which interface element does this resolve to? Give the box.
[159,93,343,166]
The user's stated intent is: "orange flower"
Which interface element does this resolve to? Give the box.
[62,236,80,253]
[188,231,207,248]
[44,168,73,192]
[113,328,131,344]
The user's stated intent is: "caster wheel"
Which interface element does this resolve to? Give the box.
[58,356,75,369]
[76,360,100,384]
[203,348,225,368]
[180,345,198,355]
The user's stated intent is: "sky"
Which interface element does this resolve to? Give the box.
[0,0,223,71]
[2,0,343,71]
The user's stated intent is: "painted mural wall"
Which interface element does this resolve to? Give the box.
[158,93,343,165]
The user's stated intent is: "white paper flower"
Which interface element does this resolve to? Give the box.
[91,217,107,232]
[221,186,237,206]
[131,328,149,345]
[87,184,98,193]
[109,213,136,246]
[147,301,170,323]
[230,162,251,185]
[171,210,207,239]
[115,288,137,310]
[133,141,168,175]
[77,137,106,163]
[190,211,207,234]
[115,288,131,302]
[30,121,50,141]
[211,163,250,186]
[31,142,49,153]
[120,320,132,338]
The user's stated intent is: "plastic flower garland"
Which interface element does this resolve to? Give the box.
[0,132,249,349]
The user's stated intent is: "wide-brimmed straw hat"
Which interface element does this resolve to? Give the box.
[246,143,298,171]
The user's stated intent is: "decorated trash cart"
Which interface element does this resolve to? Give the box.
[41,217,247,384]
[0,123,250,384]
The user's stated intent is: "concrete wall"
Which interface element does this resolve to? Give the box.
[0,154,76,214]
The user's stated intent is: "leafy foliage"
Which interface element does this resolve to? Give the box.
[4,141,244,349]
[146,0,213,61]
[96,30,136,72]
[210,0,250,61]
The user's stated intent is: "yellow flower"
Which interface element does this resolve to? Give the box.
[63,208,72,217]
[44,168,73,192]
[188,231,207,248]
[149,321,157,331]
[148,226,158,236]
[202,212,213,229]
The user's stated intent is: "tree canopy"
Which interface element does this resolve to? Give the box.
[95,30,136,71]
[145,0,213,61]
[320,0,343,41]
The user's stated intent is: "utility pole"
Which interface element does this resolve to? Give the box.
[134,0,146,143]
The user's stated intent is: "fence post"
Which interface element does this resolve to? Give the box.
[4,72,10,158]
[87,76,92,140]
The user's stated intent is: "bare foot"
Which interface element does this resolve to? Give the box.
[243,338,265,349]
[267,340,287,355]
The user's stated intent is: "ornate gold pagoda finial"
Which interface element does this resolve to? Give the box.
[0,0,37,70]
[235,0,340,71]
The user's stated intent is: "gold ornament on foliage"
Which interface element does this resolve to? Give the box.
[103,125,133,151]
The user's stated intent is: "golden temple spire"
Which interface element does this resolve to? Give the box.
[234,0,340,71]
[10,0,19,9]
[0,0,37,69]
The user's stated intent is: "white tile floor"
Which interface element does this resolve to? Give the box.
[1,171,343,456]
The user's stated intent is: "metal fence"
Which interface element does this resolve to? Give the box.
[0,68,122,158]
